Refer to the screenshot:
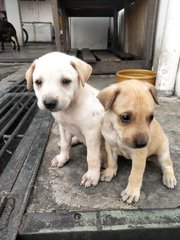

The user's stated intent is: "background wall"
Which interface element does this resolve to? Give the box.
[19,1,110,48]
[70,17,110,50]
[19,0,53,23]
[5,0,23,45]
[153,0,180,97]
[152,0,168,71]
[124,0,148,57]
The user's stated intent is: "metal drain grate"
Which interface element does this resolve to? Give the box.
[0,78,37,175]
[7,79,29,93]
[0,78,52,240]
[0,94,37,174]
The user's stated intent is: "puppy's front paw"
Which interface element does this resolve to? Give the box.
[81,170,100,187]
[163,171,177,189]
[121,186,140,204]
[51,154,69,168]
[100,167,117,182]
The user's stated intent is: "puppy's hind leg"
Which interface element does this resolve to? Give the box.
[71,136,81,145]
[57,124,80,148]
[57,136,80,148]
[101,141,118,182]
[51,124,72,168]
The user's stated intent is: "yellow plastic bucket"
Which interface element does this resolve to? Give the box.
[116,69,156,85]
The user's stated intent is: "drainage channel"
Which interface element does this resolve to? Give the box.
[0,79,37,174]
[0,94,37,173]
[0,78,53,240]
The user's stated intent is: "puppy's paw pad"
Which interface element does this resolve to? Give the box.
[100,168,117,182]
[51,155,68,168]
[81,171,100,187]
[121,187,140,204]
[163,172,177,189]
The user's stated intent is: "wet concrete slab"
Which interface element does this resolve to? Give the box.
[25,75,180,213]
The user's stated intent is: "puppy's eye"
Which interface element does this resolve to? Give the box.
[62,79,71,85]
[148,113,154,123]
[120,113,131,123]
[35,79,42,86]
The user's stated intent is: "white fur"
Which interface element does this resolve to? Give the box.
[27,52,104,187]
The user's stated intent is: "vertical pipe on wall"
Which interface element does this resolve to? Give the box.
[156,0,180,96]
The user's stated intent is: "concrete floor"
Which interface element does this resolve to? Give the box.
[26,75,180,213]
[0,42,56,62]
[0,43,55,92]
[0,46,180,214]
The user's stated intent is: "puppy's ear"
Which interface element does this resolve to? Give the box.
[71,57,92,87]
[97,85,119,111]
[149,85,159,105]
[25,61,36,90]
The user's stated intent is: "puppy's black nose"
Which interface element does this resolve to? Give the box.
[134,138,148,148]
[43,98,57,110]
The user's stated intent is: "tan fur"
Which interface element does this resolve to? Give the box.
[97,80,177,203]
[25,61,36,90]
[71,56,92,87]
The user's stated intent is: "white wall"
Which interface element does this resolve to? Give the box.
[19,0,53,42]
[70,17,110,49]
[19,0,53,23]
[153,0,180,97]
[19,2,110,48]
[153,0,168,71]
[5,0,23,45]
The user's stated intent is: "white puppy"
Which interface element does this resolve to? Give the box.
[25,52,104,187]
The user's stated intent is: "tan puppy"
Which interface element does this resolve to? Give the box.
[25,52,105,187]
[97,80,177,203]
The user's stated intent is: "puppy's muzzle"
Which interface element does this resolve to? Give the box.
[43,98,57,110]
[134,139,148,148]
[133,134,149,148]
